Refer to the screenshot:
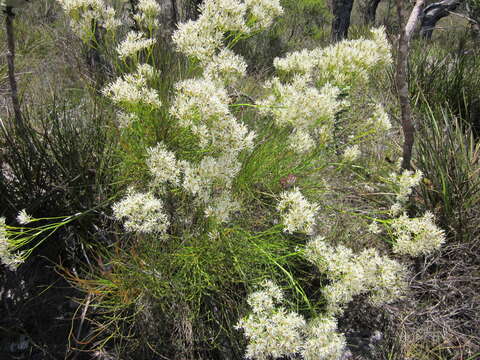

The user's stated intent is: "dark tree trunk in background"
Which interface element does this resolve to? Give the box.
[331,0,355,42]
[171,0,179,26]
[5,7,23,127]
[359,0,382,25]
[167,0,203,29]
[420,0,461,39]
[183,0,203,21]
[466,1,480,40]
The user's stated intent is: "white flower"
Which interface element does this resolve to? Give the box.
[201,0,248,33]
[245,0,283,30]
[274,48,319,76]
[391,211,446,256]
[358,248,406,306]
[259,76,343,131]
[136,63,157,79]
[0,217,24,271]
[116,31,156,59]
[305,237,406,312]
[204,193,241,222]
[390,169,423,203]
[133,0,161,30]
[171,78,231,123]
[272,27,392,88]
[146,143,181,186]
[237,280,349,360]
[277,187,319,234]
[116,111,138,129]
[16,209,33,225]
[367,222,382,234]
[58,0,121,39]
[236,281,306,360]
[172,18,223,61]
[342,145,360,162]
[288,129,315,154]
[112,190,170,234]
[203,48,247,85]
[315,27,392,87]
[102,6,121,31]
[182,155,241,202]
[302,317,346,360]
[368,104,391,132]
[389,202,403,216]
[247,280,284,314]
[102,64,162,108]
[170,77,254,154]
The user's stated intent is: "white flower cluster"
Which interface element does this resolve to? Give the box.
[116,31,156,60]
[288,129,316,153]
[367,221,382,234]
[169,5,264,221]
[390,169,423,203]
[391,212,446,256]
[302,317,346,360]
[201,0,249,33]
[171,78,254,154]
[274,28,391,88]
[182,155,240,201]
[133,0,161,30]
[204,192,241,223]
[172,0,283,62]
[0,217,24,271]
[112,190,170,234]
[171,77,230,124]
[102,63,161,109]
[146,143,181,186]
[368,104,391,132]
[16,209,33,225]
[258,76,343,153]
[57,0,121,40]
[305,237,406,313]
[173,19,224,62]
[244,0,283,31]
[260,77,343,130]
[369,170,446,257]
[342,144,361,162]
[116,111,139,128]
[203,48,248,85]
[181,155,242,221]
[277,188,319,234]
[236,280,346,360]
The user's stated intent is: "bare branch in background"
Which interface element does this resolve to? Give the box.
[395,0,426,170]
[420,0,462,39]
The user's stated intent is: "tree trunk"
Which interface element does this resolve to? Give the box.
[178,0,202,21]
[164,0,202,30]
[331,0,355,42]
[395,0,426,170]
[466,1,480,40]
[420,0,461,39]
[5,7,23,127]
[359,0,382,25]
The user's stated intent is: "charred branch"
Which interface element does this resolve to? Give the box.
[420,0,462,39]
